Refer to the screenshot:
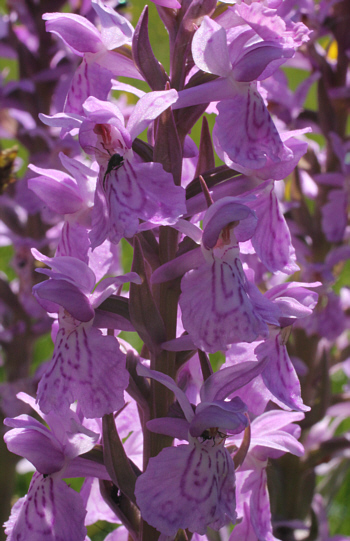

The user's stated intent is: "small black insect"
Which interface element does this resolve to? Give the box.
[103,153,124,187]
[200,427,227,446]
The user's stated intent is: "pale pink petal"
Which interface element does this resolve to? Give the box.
[127,90,178,141]
[192,17,232,77]
[92,0,134,49]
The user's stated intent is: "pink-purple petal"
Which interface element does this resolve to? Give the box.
[28,174,83,215]
[64,59,114,115]
[90,185,110,250]
[147,417,190,440]
[4,419,65,474]
[228,502,256,541]
[151,0,181,8]
[249,183,298,274]
[80,477,119,526]
[257,332,310,412]
[180,258,269,353]
[248,468,277,541]
[92,0,134,49]
[202,199,257,249]
[214,87,292,170]
[129,161,186,224]
[321,189,347,242]
[232,44,293,83]
[161,334,197,351]
[4,472,87,541]
[189,402,248,437]
[135,442,236,536]
[224,343,283,415]
[33,280,94,322]
[90,272,141,308]
[220,131,309,181]
[43,12,103,55]
[38,112,83,136]
[151,247,204,284]
[192,17,232,77]
[56,222,91,262]
[103,160,186,243]
[37,317,128,418]
[137,364,194,422]
[200,357,270,402]
[127,89,178,141]
[32,250,96,293]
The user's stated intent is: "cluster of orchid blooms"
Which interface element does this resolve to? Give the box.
[1,0,350,540]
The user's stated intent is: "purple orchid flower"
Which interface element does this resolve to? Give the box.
[4,392,108,541]
[134,363,250,537]
[43,0,141,115]
[262,69,321,126]
[174,4,310,176]
[32,249,141,418]
[82,477,120,527]
[181,177,298,276]
[78,93,187,247]
[150,347,306,541]
[153,197,280,353]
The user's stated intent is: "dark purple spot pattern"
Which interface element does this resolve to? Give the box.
[135,440,236,536]
[4,472,86,541]
[180,256,268,353]
[37,312,129,418]
[103,159,186,244]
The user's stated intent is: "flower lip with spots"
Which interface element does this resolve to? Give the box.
[134,364,251,536]
[77,94,187,247]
